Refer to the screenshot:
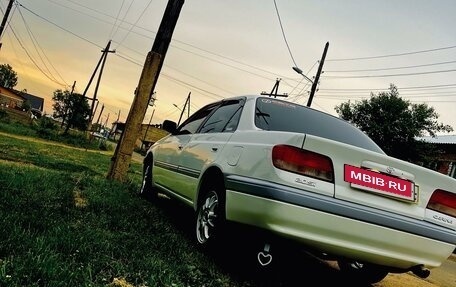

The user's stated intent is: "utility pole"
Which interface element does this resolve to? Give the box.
[261,78,288,98]
[0,0,14,51]
[107,0,185,181]
[95,104,105,129]
[115,109,121,125]
[307,42,329,107]
[83,40,115,126]
[104,113,110,128]
[177,92,190,126]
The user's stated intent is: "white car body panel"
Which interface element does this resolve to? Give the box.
[147,95,456,275]
[226,191,455,269]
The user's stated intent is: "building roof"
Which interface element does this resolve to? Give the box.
[420,135,456,144]
[20,92,44,111]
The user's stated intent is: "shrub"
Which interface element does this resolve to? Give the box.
[0,109,9,122]
[35,117,58,139]
[98,140,113,151]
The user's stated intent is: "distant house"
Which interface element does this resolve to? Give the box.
[139,123,168,148]
[110,121,168,148]
[0,86,24,109]
[421,135,456,178]
[0,86,44,112]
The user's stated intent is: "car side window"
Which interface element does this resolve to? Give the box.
[177,103,217,135]
[199,100,242,133]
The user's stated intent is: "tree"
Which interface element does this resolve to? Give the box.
[335,84,453,163]
[0,63,18,88]
[52,89,90,133]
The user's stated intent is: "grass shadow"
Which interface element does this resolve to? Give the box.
[147,193,375,287]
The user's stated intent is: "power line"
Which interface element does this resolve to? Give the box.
[162,74,225,101]
[325,60,456,73]
[8,24,65,86]
[25,0,298,90]
[318,93,456,99]
[18,2,104,49]
[273,0,298,67]
[327,45,456,62]
[108,0,126,40]
[164,64,236,95]
[319,83,456,91]
[320,89,456,96]
[45,0,302,86]
[16,5,68,87]
[114,0,153,49]
[322,69,456,79]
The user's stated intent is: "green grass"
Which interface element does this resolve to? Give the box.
[0,131,348,287]
[0,132,249,287]
[0,115,108,151]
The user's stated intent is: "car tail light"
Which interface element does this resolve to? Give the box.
[427,189,456,218]
[272,145,334,182]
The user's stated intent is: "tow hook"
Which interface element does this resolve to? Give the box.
[257,243,272,266]
[412,265,430,278]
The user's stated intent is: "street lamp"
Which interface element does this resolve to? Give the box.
[173,103,185,126]
[293,42,330,108]
[292,66,313,84]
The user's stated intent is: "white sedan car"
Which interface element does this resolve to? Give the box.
[141,95,456,284]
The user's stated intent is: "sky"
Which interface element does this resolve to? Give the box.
[1,0,456,134]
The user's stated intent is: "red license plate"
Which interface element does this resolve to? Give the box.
[344,165,416,202]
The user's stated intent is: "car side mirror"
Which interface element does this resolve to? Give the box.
[162,120,177,134]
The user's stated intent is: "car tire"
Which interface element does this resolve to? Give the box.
[195,184,226,247]
[140,154,157,200]
[337,260,389,284]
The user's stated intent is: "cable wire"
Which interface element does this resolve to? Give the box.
[327,45,456,61]
[273,0,298,67]
[8,24,65,86]
[108,0,126,40]
[325,60,456,73]
[322,69,456,79]
[115,0,153,49]
[46,0,300,86]
[16,5,68,87]
[18,2,104,49]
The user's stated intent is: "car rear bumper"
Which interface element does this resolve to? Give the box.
[225,174,456,269]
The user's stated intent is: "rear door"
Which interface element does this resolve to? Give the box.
[178,99,244,202]
[153,102,219,197]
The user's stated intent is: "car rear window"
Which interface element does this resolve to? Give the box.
[255,97,384,153]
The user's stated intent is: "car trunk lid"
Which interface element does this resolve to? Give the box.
[302,134,456,229]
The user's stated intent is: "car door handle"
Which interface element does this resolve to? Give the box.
[178,145,184,150]
[212,147,218,152]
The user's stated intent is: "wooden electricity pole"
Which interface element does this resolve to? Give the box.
[177,92,190,126]
[307,42,329,107]
[0,0,14,51]
[95,104,104,128]
[107,0,185,181]
[83,40,115,127]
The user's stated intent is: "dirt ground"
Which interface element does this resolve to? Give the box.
[376,254,456,287]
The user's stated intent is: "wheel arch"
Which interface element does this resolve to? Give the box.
[194,166,226,211]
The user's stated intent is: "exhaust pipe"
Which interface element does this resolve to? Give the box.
[411,265,430,278]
